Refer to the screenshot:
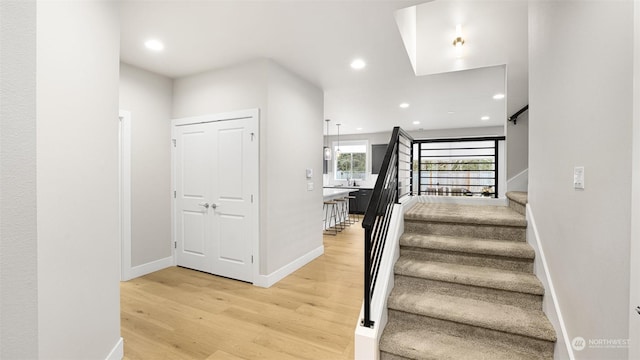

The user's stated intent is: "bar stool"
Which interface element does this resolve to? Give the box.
[346,195,358,223]
[334,198,348,230]
[323,200,339,235]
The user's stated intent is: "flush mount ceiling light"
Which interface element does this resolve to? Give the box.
[145,39,164,51]
[452,24,465,48]
[399,103,410,109]
[493,93,505,100]
[481,116,490,121]
[350,58,366,70]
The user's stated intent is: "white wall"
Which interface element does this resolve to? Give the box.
[36,1,122,358]
[0,1,39,358]
[265,62,324,273]
[507,111,528,180]
[629,2,640,358]
[119,63,173,268]
[410,125,504,139]
[529,2,633,359]
[173,59,324,278]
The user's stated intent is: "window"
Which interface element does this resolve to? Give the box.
[334,141,367,180]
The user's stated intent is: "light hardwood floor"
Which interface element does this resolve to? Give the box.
[121,224,364,360]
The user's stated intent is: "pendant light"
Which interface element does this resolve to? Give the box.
[324,119,332,160]
[336,123,341,157]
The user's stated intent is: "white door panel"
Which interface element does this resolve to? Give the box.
[174,113,257,283]
[175,125,213,273]
[210,119,254,282]
[182,211,207,255]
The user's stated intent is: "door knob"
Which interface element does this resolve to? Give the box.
[211,203,218,209]
[198,202,209,209]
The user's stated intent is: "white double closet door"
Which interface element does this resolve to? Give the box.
[173,112,258,283]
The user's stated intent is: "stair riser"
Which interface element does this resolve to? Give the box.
[509,200,526,216]
[404,220,526,242]
[400,247,534,273]
[394,275,543,311]
[387,309,555,359]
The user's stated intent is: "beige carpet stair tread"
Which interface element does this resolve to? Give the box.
[380,317,545,360]
[405,203,526,227]
[395,257,544,295]
[506,191,528,206]
[388,289,556,342]
[400,233,535,259]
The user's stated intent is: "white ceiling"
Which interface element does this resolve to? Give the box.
[120,1,528,135]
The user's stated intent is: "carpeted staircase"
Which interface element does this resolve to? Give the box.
[380,194,556,359]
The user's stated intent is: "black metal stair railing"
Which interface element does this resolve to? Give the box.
[361,127,413,328]
[414,136,505,198]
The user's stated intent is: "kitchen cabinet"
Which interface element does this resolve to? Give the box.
[349,188,373,214]
[371,144,387,175]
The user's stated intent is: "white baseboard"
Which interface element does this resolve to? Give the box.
[253,245,324,288]
[507,168,528,192]
[526,204,573,360]
[123,256,173,281]
[105,337,123,360]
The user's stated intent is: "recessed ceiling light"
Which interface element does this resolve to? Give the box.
[145,39,164,51]
[493,93,505,100]
[447,111,454,114]
[350,58,366,70]
[356,127,363,131]
[481,116,490,121]
[399,103,410,109]
[412,121,420,125]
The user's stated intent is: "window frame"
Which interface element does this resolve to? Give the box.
[332,140,369,181]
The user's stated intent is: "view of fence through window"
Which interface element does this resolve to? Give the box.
[414,138,502,197]
[335,143,367,180]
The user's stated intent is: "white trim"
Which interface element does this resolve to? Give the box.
[354,196,418,360]
[507,168,529,193]
[118,110,132,282]
[526,204,573,360]
[171,109,260,285]
[105,337,123,360]
[125,257,174,281]
[172,109,257,127]
[253,245,324,288]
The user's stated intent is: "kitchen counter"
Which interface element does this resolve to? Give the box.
[323,188,357,201]
[323,186,373,190]
[323,187,373,215]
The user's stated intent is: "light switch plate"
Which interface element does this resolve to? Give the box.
[574,166,585,190]
[306,168,313,179]
[307,182,314,191]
